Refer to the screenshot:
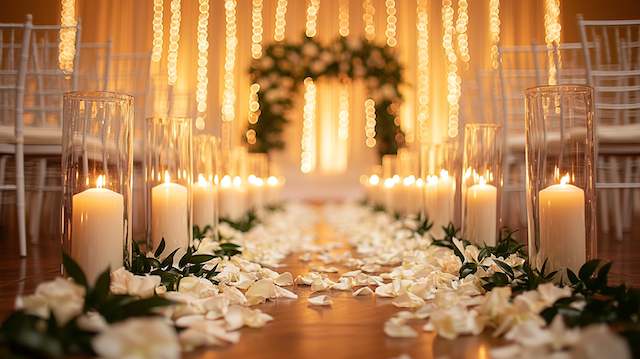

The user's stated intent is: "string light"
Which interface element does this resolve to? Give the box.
[338,82,350,140]
[544,0,561,85]
[301,78,317,173]
[222,0,237,122]
[338,0,349,37]
[167,0,182,86]
[195,0,210,129]
[364,98,377,148]
[385,0,397,47]
[251,0,263,59]
[363,0,375,41]
[455,0,470,64]
[151,0,164,62]
[247,83,260,141]
[442,0,460,138]
[305,0,320,38]
[489,0,500,69]
[274,0,288,41]
[58,0,77,74]
[416,0,430,144]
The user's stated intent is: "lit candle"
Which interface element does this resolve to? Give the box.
[367,174,380,206]
[71,175,124,283]
[424,170,456,235]
[248,174,265,210]
[192,174,216,230]
[151,171,189,253]
[538,174,585,274]
[266,176,281,205]
[465,176,497,246]
[402,176,417,215]
[383,178,395,214]
[219,175,248,220]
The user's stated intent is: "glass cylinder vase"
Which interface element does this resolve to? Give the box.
[421,141,458,236]
[144,117,192,254]
[192,134,220,238]
[61,92,133,283]
[461,124,503,246]
[247,152,269,211]
[525,85,596,276]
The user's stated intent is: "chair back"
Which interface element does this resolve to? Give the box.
[108,51,152,134]
[0,15,32,131]
[77,40,112,91]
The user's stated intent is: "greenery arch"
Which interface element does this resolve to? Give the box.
[246,35,405,158]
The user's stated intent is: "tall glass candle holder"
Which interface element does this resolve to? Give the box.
[525,85,596,276]
[61,92,133,283]
[192,135,219,238]
[248,152,269,211]
[461,124,503,246]
[219,146,249,221]
[144,117,192,254]
[421,142,458,236]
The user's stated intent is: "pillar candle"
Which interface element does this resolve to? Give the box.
[538,174,586,274]
[402,176,417,215]
[367,175,380,206]
[248,175,265,210]
[151,172,189,253]
[266,176,281,205]
[219,176,248,221]
[192,174,216,230]
[465,176,497,246]
[71,175,124,283]
[383,178,395,214]
[424,170,456,236]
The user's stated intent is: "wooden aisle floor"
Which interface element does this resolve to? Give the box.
[0,208,639,358]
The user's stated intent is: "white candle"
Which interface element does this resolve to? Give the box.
[192,174,216,230]
[265,176,282,205]
[248,175,265,210]
[367,175,380,206]
[538,174,586,274]
[71,175,124,283]
[151,172,189,253]
[383,178,395,214]
[219,175,248,221]
[424,170,456,236]
[401,176,417,215]
[465,176,497,246]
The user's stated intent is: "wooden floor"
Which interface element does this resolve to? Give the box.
[0,209,638,358]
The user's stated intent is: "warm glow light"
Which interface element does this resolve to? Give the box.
[362,0,375,41]
[489,0,501,69]
[478,176,487,186]
[544,0,561,85]
[305,0,320,38]
[164,171,171,184]
[338,83,350,141]
[338,0,349,37]
[167,0,182,86]
[560,174,571,185]
[301,77,317,173]
[221,175,232,187]
[251,0,264,59]
[58,0,77,74]
[233,176,243,187]
[416,0,430,144]
[274,0,288,41]
[197,174,208,187]
[442,0,460,138]
[267,176,279,186]
[151,0,164,62]
[384,178,395,188]
[385,0,398,47]
[196,0,210,120]
[403,176,416,186]
[222,0,238,122]
[364,98,376,148]
[96,175,105,189]
[455,0,470,64]
[440,169,449,179]
[369,174,380,186]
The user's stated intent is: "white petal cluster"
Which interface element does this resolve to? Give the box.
[15,277,85,324]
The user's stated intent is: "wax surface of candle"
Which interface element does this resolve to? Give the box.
[71,177,124,283]
[266,176,282,205]
[538,178,586,274]
[219,176,248,220]
[193,175,216,229]
[424,170,455,236]
[465,179,497,246]
[151,175,189,253]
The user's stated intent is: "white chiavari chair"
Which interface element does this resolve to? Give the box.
[0,15,32,256]
[578,16,640,240]
[77,40,112,91]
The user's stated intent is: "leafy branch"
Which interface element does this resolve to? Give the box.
[220,209,260,233]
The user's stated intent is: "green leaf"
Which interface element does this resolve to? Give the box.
[160,248,181,268]
[87,268,111,309]
[579,259,601,282]
[154,238,166,258]
[493,259,515,279]
[62,252,88,289]
[179,247,193,268]
[189,254,215,265]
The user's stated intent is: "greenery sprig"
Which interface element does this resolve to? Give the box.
[220,209,260,233]
[0,254,173,358]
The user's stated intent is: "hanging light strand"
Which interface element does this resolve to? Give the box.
[301,78,317,173]
[222,0,237,122]
[364,98,377,148]
[385,0,397,47]
[58,0,77,74]
[251,0,264,59]
[338,82,350,140]
[455,0,470,64]
[442,0,460,138]
[167,0,182,86]
[305,0,320,38]
[338,0,349,37]
[363,0,375,41]
[274,0,288,41]
[544,0,561,85]
[195,0,210,129]
[416,0,430,144]
[151,0,164,62]
[489,0,500,69]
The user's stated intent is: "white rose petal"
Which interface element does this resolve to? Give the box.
[274,285,299,299]
[392,292,425,308]
[308,295,333,306]
[93,318,180,359]
[274,272,294,286]
[384,318,418,338]
[353,287,374,296]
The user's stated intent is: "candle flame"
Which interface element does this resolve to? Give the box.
[197,174,208,187]
[369,174,380,185]
[383,178,395,188]
[233,176,243,187]
[427,175,438,185]
[164,171,171,184]
[478,176,487,186]
[96,175,104,189]
[560,173,570,185]
[415,178,424,187]
[403,175,415,186]
[267,176,278,186]
[440,169,449,179]
[220,175,232,187]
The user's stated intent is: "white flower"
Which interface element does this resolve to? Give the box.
[572,325,631,359]
[353,287,374,296]
[179,276,218,298]
[111,268,161,299]
[392,292,425,308]
[273,272,293,286]
[308,295,332,306]
[245,279,277,305]
[384,317,417,338]
[92,318,180,359]
[430,306,484,339]
[16,277,85,324]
